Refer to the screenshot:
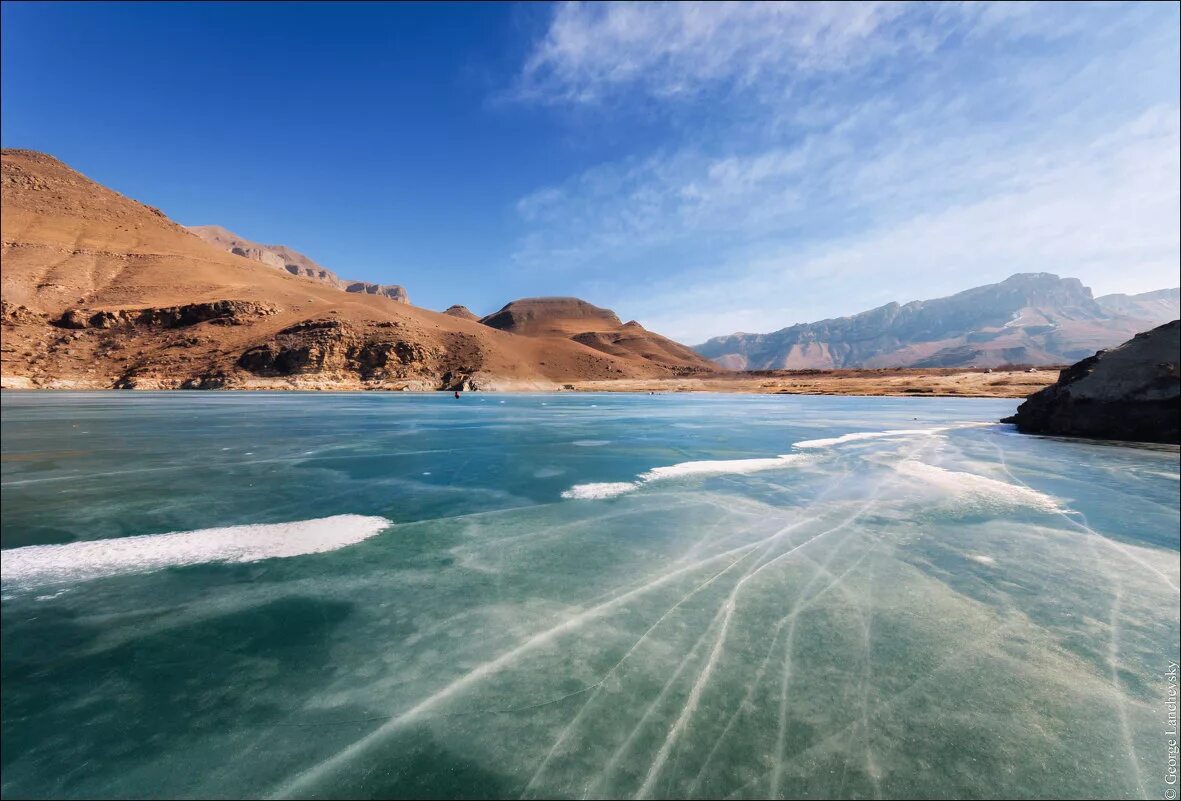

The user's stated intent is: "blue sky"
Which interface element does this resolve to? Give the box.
[2,1,1178,342]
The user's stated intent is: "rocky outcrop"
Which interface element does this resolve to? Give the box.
[1003,320,1180,444]
[344,282,410,303]
[187,226,410,304]
[264,243,344,285]
[56,301,277,330]
[189,226,321,278]
[237,318,447,384]
[230,244,286,271]
[696,273,1181,369]
[2,300,45,326]
[443,305,480,321]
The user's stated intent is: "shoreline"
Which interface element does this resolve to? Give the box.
[1,366,1060,399]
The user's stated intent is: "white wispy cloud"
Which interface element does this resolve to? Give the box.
[507,1,1181,343]
[520,2,880,102]
[513,1,1088,105]
[634,106,1181,343]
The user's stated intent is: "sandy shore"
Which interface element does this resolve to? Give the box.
[1,367,1061,397]
[562,367,1061,398]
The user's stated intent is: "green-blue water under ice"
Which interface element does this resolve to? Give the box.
[2,391,1178,799]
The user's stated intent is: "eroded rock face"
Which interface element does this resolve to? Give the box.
[56,301,277,330]
[344,282,410,304]
[1004,320,1180,444]
[187,226,410,304]
[238,318,433,382]
[230,245,285,271]
[1,300,45,326]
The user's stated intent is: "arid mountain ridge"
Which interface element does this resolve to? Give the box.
[695,275,1179,369]
[0,149,715,390]
[186,224,410,303]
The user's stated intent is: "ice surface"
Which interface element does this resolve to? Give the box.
[1,392,1177,799]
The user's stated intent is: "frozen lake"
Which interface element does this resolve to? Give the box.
[2,391,1178,798]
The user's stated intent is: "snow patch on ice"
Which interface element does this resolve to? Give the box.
[793,423,994,450]
[640,455,807,481]
[1,514,392,588]
[563,455,809,500]
[896,460,1062,513]
[561,482,639,500]
[795,428,941,449]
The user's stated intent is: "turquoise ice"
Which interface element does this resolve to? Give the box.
[2,392,1178,799]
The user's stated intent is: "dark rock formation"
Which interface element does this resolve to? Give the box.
[56,301,277,330]
[1003,320,1180,444]
[237,318,433,381]
[344,282,410,303]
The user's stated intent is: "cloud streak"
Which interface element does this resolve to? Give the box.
[517,2,908,103]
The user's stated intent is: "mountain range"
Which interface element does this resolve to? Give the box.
[694,276,1179,369]
[2,148,1175,391]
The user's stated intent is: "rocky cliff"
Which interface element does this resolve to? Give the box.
[696,274,1180,369]
[1003,320,1180,444]
[186,225,410,304]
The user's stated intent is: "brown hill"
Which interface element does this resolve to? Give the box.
[443,305,480,321]
[0,149,714,390]
[480,297,716,372]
